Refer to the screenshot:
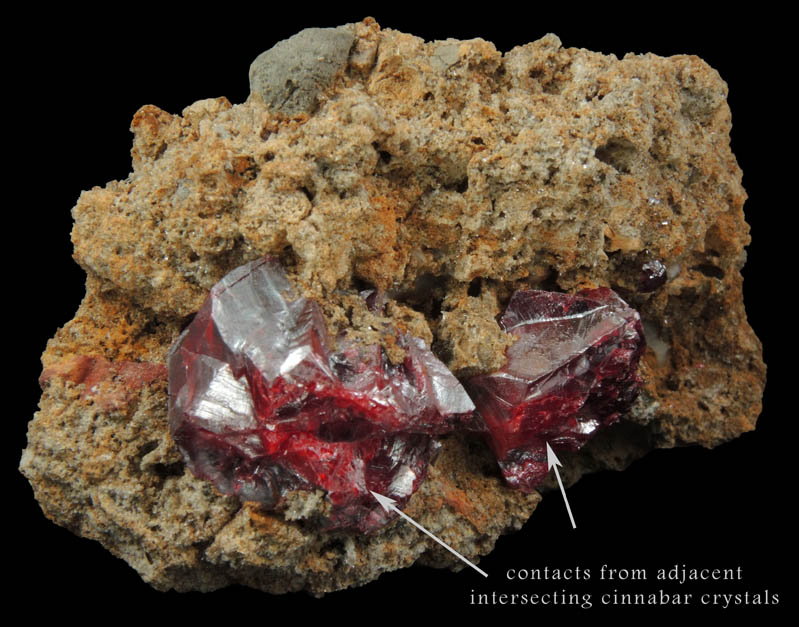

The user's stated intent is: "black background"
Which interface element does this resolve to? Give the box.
[14,5,787,619]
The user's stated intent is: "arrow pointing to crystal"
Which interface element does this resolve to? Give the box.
[370,491,488,577]
[546,442,577,529]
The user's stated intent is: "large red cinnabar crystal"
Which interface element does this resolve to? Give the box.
[167,257,474,532]
[466,288,645,492]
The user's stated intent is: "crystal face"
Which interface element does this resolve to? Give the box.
[167,257,474,532]
[466,288,645,492]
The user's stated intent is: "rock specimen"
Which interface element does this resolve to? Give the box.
[168,256,473,532]
[467,288,645,491]
[20,18,765,596]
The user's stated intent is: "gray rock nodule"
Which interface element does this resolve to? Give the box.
[249,27,355,115]
[20,18,765,596]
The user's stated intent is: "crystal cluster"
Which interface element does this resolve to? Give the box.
[169,256,645,530]
[466,288,645,492]
[167,257,474,532]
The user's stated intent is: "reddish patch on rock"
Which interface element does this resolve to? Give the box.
[40,355,166,412]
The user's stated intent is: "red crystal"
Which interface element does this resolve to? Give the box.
[466,288,645,492]
[168,257,474,532]
[639,259,667,292]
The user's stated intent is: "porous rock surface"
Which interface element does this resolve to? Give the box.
[20,18,765,594]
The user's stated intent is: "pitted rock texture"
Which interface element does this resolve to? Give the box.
[21,18,764,595]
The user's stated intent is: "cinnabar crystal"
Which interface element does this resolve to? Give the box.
[466,288,645,492]
[639,259,667,292]
[167,257,474,532]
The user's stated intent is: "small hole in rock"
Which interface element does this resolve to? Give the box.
[446,177,468,193]
[320,538,346,554]
[595,138,637,174]
[468,278,482,297]
[352,276,376,293]
[280,245,299,270]
[151,461,185,479]
[139,440,159,457]
[692,264,725,279]
[536,267,561,292]
[394,272,447,320]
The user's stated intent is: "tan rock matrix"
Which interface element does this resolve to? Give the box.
[20,18,764,595]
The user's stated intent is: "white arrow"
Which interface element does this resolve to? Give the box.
[546,442,577,529]
[370,491,488,577]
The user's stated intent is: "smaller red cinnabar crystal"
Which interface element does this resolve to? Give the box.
[168,257,474,532]
[466,288,645,492]
[639,259,667,292]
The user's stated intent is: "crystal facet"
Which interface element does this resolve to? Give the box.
[466,288,645,492]
[168,257,474,532]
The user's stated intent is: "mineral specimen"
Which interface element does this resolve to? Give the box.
[467,288,645,491]
[168,256,474,532]
[20,18,764,595]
